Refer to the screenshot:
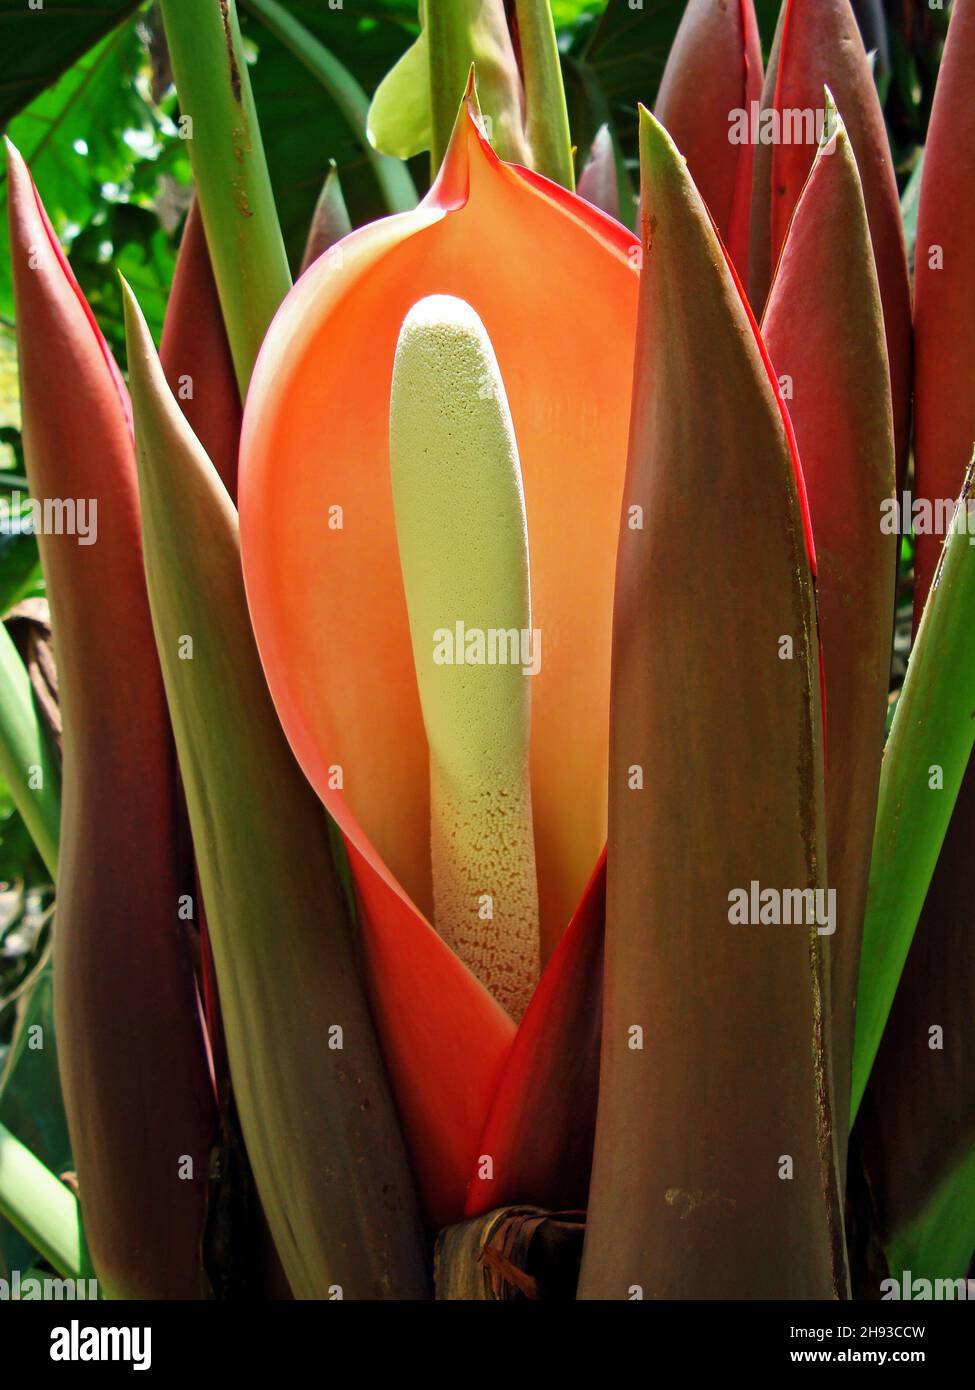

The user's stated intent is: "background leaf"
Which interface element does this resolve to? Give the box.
[0,18,192,355]
[0,0,142,127]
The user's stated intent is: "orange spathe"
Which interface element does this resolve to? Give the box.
[240,99,639,1223]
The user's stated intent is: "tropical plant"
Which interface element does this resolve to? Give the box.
[0,0,972,1302]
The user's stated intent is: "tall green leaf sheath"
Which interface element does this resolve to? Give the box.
[761,108,896,1173]
[159,0,291,392]
[122,282,429,1301]
[6,143,216,1300]
[861,0,975,1285]
[579,110,846,1301]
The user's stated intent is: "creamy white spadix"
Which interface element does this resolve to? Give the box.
[389,294,539,1020]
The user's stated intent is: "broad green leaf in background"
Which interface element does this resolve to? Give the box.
[238,0,423,267]
[0,492,42,614]
[0,0,142,127]
[0,19,192,354]
[242,0,416,216]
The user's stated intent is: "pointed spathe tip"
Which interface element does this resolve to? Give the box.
[821,85,845,150]
[4,136,31,203]
[638,105,688,182]
[427,68,493,206]
[119,273,146,362]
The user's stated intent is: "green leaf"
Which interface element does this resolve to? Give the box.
[0,0,141,127]
[242,0,416,217]
[0,1120,90,1280]
[0,496,42,615]
[367,4,432,161]
[239,0,422,268]
[0,21,190,350]
[0,954,66,1163]
[852,460,975,1120]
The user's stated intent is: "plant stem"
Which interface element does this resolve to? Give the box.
[240,0,417,215]
[514,0,575,189]
[159,0,292,395]
[0,1122,92,1280]
[0,624,59,878]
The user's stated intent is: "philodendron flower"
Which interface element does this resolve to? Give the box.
[240,91,639,1226]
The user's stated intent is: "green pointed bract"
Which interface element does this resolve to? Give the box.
[579,110,845,1301]
[121,279,429,1301]
[852,459,975,1122]
[390,295,539,1022]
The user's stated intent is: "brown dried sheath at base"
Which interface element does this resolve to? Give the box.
[435,1207,584,1301]
[6,142,215,1300]
[761,112,896,1176]
[578,109,846,1301]
[122,280,430,1300]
